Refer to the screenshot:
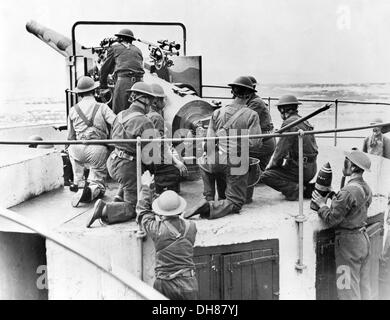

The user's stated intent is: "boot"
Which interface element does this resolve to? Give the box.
[86,199,106,228]
[183,199,210,219]
[71,182,92,207]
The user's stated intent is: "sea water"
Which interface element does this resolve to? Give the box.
[0,82,389,137]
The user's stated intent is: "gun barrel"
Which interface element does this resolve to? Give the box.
[26,20,73,57]
[277,103,332,134]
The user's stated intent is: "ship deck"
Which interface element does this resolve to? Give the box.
[7,177,309,233]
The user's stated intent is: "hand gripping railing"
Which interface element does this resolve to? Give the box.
[1,121,389,273]
[0,207,167,300]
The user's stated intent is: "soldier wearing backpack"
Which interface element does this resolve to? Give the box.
[68,76,116,207]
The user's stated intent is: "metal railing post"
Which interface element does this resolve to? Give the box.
[136,136,145,280]
[295,130,307,271]
[268,97,271,112]
[334,99,338,146]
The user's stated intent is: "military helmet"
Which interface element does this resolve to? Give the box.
[74,76,100,93]
[276,95,302,107]
[228,76,257,92]
[152,190,187,216]
[115,28,135,40]
[248,76,258,87]
[127,82,154,97]
[151,83,166,98]
[344,149,371,172]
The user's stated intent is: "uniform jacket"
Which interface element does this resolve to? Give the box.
[207,103,262,155]
[146,110,165,137]
[318,175,372,229]
[136,184,197,275]
[247,93,274,133]
[362,134,390,159]
[100,42,144,87]
[110,101,156,155]
[271,113,318,167]
[68,96,116,140]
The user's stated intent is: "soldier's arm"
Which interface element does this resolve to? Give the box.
[248,112,262,149]
[101,104,117,126]
[136,184,160,240]
[99,47,115,88]
[317,190,353,227]
[269,123,296,167]
[67,115,76,141]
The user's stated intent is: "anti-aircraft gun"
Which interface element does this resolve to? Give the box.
[26,20,215,175]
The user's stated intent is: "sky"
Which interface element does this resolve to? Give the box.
[1,0,390,100]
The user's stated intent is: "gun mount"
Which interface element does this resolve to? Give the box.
[26,20,214,163]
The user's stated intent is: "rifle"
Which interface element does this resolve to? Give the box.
[276,103,332,134]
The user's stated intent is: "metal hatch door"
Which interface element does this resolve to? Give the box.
[223,249,279,300]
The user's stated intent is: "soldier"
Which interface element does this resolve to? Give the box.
[100,29,144,114]
[312,149,372,300]
[362,118,390,159]
[67,76,116,207]
[246,76,276,203]
[147,83,188,194]
[184,76,262,219]
[136,171,198,300]
[260,95,318,201]
[86,82,157,227]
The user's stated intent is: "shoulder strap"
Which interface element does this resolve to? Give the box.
[74,104,93,127]
[347,182,366,199]
[118,111,143,124]
[222,107,248,131]
[90,103,100,126]
[163,220,182,239]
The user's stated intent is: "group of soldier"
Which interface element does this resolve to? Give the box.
[66,28,381,300]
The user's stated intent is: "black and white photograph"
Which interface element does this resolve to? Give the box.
[0,0,389,305]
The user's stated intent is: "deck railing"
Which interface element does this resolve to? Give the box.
[201,84,390,147]
[0,121,389,284]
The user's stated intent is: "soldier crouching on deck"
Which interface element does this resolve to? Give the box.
[86,82,157,227]
[312,149,372,300]
[67,76,116,207]
[184,76,262,220]
[260,95,318,201]
[137,170,198,300]
[147,83,188,194]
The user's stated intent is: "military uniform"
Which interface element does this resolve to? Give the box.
[100,43,144,114]
[260,113,318,200]
[103,101,156,224]
[202,103,262,219]
[146,110,181,194]
[362,134,390,159]
[318,175,372,300]
[136,184,198,300]
[246,93,276,202]
[67,96,116,197]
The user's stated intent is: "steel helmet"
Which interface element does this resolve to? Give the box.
[127,82,154,97]
[152,190,187,216]
[228,76,257,92]
[115,28,135,40]
[28,135,53,149]
[275,95,302,107]
[151,83,166,98]
[344,149,371,172]
[247,76,258,87]
[74,76,100,93]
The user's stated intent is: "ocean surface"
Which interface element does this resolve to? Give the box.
[1,82,389,135]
